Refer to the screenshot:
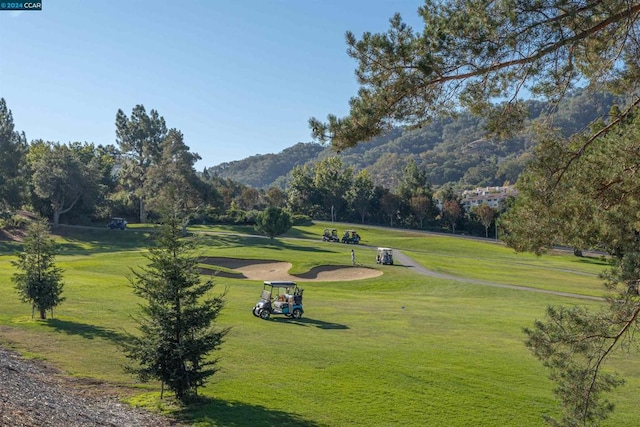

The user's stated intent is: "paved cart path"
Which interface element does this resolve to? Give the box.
[392,250,604,302]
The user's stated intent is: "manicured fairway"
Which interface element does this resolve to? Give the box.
[0,223,638,426]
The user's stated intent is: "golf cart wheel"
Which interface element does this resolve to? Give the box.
[292,308,302,319]
[259,309,271,320]
[252,307,260,317]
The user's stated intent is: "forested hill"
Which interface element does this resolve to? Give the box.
[206,90,616,190]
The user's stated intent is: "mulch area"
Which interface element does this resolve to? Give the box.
[0,346,185,427]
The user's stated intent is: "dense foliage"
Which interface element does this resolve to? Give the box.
[0,98,27,211]
[254,206,292,241]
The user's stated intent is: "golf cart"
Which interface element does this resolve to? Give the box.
[107,217,127,230]
[341,230,361,244]
[376,247,394,265]
[252,281,304,320]
[322,228,339,242]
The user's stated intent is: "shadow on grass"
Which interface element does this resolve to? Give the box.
[0,240,21,253]
[179,396,321,427]
[575,256,611,267]
[260,239,334,254]
[283,228,319,239]
[272,316,349,330]
[199,233,334,254]
[45,319,130,344]
[198,233,250,247]
[53,226,153,255]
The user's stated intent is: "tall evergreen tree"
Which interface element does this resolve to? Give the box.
[115,105,168,223]
[11,218,65,319]
[0,98,27,210]
[144,128,211,225]
[124,210,229,402]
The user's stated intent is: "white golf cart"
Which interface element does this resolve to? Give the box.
[252,281,304,320]
[376,247,394,265]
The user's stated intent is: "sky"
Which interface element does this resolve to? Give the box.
[0,0,424,168]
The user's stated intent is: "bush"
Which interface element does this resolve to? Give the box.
[8,214,28,229]
[290,214,312,226]
[255,207,292,241]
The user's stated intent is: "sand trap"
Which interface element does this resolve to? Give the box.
[200,257,382,282]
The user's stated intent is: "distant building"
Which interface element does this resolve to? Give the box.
[460,186,517,211]
[435,186,517,212]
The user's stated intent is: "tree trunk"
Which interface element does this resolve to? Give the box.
[52,194,81,228]
[39,308,46,320]
[139,198,146,224]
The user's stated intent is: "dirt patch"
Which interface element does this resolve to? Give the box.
[200,257,382,282]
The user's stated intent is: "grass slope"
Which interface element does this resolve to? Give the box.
[0,223,638,426]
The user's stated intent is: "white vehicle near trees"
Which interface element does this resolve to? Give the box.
[376,248,393,265]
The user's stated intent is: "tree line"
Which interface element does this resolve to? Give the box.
[0,98,503,238]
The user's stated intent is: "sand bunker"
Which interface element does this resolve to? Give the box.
[200,257,382,282]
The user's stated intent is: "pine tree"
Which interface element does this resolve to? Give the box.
[11,218,65,319]
[124,210,229,402]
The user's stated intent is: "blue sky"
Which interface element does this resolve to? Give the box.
[0,0,424,168]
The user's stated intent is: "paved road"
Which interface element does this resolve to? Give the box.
[392,250,605,302]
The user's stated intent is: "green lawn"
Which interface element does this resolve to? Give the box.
[0,223,637,426]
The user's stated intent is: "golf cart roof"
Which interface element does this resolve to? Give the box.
[263,281,297,287]
[377,247,393,251]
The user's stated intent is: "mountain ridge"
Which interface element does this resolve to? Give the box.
[206,90,616,191]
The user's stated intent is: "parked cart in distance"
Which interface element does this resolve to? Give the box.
[107,217,127,230]
[341,230,361,244]
[322,228,340,242]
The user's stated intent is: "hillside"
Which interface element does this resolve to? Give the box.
[206,90,616,190]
